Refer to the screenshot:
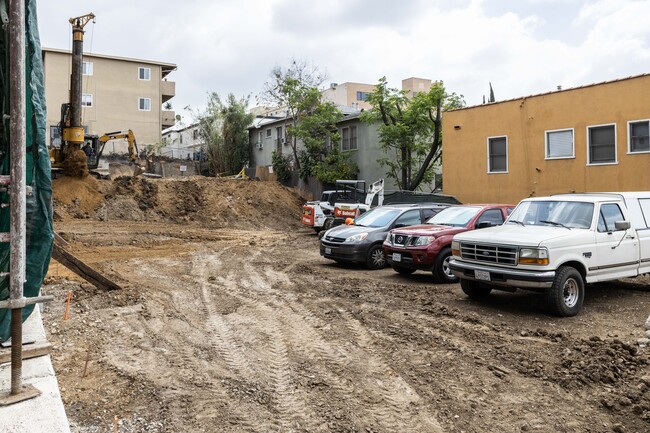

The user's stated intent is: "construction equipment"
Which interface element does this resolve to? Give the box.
[56,12,95,177]
[49,13,144,177]
[302,179,384,233]
[50,128,145,177]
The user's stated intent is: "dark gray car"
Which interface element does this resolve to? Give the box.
[320,204,449,269]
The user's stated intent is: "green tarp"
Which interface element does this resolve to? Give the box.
[0,0,54,341]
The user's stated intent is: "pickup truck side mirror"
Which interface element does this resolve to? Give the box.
[614,220,631,231]
[476,221,493,229]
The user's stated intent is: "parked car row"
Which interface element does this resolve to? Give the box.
[318,191,650,317]
[320,203,515,275]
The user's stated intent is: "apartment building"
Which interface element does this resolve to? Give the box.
[321,77,432,110]
[442,73,650,204]
[42,48,176,152]
[161,123,206,160]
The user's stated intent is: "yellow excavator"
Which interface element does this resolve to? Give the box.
[51,12,144,178]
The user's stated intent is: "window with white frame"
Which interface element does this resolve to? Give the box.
[138,97,151,111]
[258,131,263,144]
[138,67,151,80]
[81,93,93,107]
[545,129,574,159]
[588,124,616,164]
[628,120,649,153]
[82,61,93,76]
[266,129,272,138]
[487,136,507,173]
[349,125,358,150]
[341,127,350,151]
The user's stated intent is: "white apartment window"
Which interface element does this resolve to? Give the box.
[81,93,93,107]
[138,97,151,111]
[545,128,574,159]
[588,124,616,165]
[266,129,272,138]
[487,136,507,173]
[628,120,650,153]
[341,127,350,151]
[82,61,93,76]
[350,125,358,150]
[138,67,151,80]
[258,131,263,144]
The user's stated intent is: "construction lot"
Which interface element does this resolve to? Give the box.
[42,176,650,433]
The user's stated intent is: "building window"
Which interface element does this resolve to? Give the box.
[138,97,151,111]
[138,67,151,80]
[341,127,350,151]
[350,125,357,150]
[266,129,272,138]
[487,136,507,173]
[258,131,263,144]
[545,128,574,159]
[588,124,616,165]
[193,129,199,140]
[276,126,283,151]
[82,61,93,76]
[356,91,370,101]
[81,93,93,107]
[628,120,649,153]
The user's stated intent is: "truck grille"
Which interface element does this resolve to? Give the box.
[460,243,518,265]
[391,234,411,246]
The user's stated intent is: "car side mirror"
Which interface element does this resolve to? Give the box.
[476,221,493,229]
[614,220,631,231]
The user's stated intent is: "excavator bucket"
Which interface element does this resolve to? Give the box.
[108,162,145,178]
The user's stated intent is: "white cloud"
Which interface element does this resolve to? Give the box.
[35,0,650,114]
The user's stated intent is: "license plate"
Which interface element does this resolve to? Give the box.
[392,253,402,262]
[474,270,491,281]
[325,247,332,255]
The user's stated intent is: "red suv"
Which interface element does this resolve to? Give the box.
[383,204,514,283]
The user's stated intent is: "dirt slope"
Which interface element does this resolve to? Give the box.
[43,176,650,433]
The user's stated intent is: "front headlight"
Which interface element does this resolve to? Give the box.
[384,233,393,246]
[412,236,435,246]
[519,247,549,265]
[451,240,460,256]
[345,232,368,243]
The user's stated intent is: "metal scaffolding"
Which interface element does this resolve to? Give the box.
[0,0,53,406]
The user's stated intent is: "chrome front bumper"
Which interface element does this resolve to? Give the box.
[449,257,555,289]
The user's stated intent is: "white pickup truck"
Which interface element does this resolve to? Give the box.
[449,192,650,316]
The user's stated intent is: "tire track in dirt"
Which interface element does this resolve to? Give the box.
[224,255,444,433]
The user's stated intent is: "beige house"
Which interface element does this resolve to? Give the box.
[42,48,176,152]
[443,73,650,204]
[322,77,432,110]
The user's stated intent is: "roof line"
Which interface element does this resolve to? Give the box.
[451,72,650,112]
[42,47,177,70]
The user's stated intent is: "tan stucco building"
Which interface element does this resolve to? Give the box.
[322,77,432,110]
[443,74,650,204]
[42,48,176,152]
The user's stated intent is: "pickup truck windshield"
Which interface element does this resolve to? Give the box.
[426,206,481,227]
[508,200,594,229]
[355,208,401,228]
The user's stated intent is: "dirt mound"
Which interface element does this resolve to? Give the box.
[52,176,107,218]
[54,175,304,231]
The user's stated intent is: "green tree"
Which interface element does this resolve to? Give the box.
[262,59,357,182]
[361,77,465,191]
[195,92,254,176]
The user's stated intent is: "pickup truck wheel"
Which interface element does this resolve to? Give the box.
[433,247,459,284]
[366,245,387,270]
[392,265,415,275]
[546,266,584,317]
[460,279,492,299]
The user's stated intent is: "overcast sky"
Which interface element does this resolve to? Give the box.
[36,0,650,121]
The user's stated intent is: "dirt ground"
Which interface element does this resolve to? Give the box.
[41,176,650,433]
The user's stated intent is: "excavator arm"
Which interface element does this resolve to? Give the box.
[98,130,140,163]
